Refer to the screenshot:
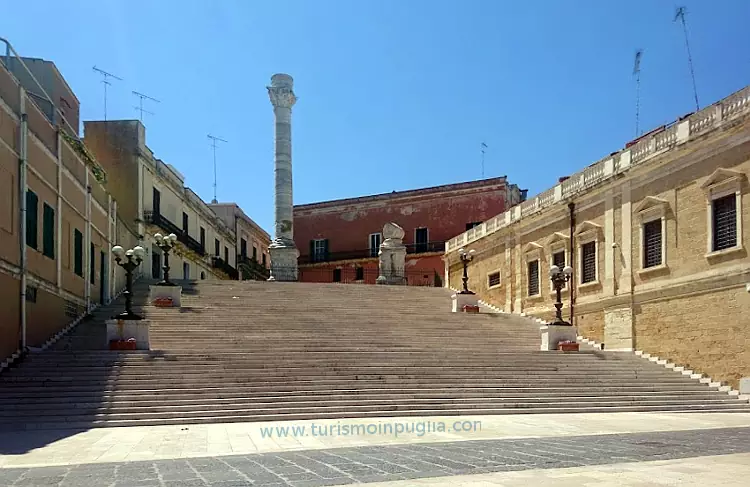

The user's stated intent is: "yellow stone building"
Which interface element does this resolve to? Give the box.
[445,85,750,389]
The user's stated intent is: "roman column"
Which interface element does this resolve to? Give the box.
[267,74,299,281]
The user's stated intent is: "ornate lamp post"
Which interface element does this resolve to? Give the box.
[458,248,476,294]
[549,264,574,325]
[153,233,178,286]
[112,245,145,320]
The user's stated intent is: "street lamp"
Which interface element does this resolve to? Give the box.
[153,233,178,286]
[112,244,145,320]
[549,264,574,325]
[458,248,476,294]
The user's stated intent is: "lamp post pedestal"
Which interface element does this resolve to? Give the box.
[451,291,479,313]
[106,318,151,350]
[540,323,578,351]
[149,285,182,307]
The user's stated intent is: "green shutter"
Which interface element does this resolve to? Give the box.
[42,203,55,258]
[90,243,95,284]
[25,190,38,249]
[74,229,83,276]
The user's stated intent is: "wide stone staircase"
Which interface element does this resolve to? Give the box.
[1,280,748,429]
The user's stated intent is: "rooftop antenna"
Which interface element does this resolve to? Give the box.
[674,7,700,111]
[132,90,160,121]
[480,142,488,178]
[207,134,228,203]
[633,49,643,137]
[92,66,122,121]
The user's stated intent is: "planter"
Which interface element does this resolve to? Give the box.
[153,297,174,307]
[558,340,579,352]
[462,305,480,313]
[109,338,137,351]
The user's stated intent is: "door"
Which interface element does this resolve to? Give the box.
[100,250,107,304]
[153,188,161,215]
[415,227,429,253]
[152,251,161,279]
[183,262,190,280]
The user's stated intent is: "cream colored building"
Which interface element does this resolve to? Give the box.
[445,85,750,389]
[209,202,271,279]
[84,120,238,281]
[0,48,137,367]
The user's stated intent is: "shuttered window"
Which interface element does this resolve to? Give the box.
[712,194,737,251]
[552,251,565,269]
[488,272,501,288]
[74,229,83,277]
[527,260,539,296]
[643,219,662,268]
[581,241,596,283]
[90,243,96,284]
[311,239,328,262]
[26,190,38,249]
[43,203,55,258]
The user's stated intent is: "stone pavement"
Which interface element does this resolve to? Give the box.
[1,426,750,486]
[3,412,750,468]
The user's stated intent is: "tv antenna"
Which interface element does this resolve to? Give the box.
[207,134,228,203]
[92,66,122,121]
[132,91,160,121]
[480,142,488,178]
[633,49,643,137]
[674,7,700,111]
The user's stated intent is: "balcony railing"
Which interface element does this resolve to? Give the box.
[238,256,270,281]
[143,211,206,256]
[212,256,239,279]
[299,240,446,264]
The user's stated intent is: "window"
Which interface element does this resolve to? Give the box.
[488,271,501,288]
[240,238,247,259]
[200,271,206,280]
[643,219,663,268]
[712,194,737,252]
[369,233,381,257]
[214,238,220,257]
[182,212,189,234]
[42,203,54,258]
[200,227,206,251]
[26,189,38,249]
[90,243,96,284]
[253,246,258,261]
[355,266,364,281]
[581,241,596,284]
[74,229,83,277]
[311,239,328,262]
[527,260,540,296]
[552,250,565,270]
[26,286,37,303]
[466,222,482,231]
[224,246,229,263]
[153,188,161,214]
[415,227,428,253]
[333,268,342,282]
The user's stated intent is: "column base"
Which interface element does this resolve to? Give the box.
[106,319,150,350]
[269,240,299,282]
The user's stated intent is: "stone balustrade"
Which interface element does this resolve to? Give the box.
[445,85,750,254]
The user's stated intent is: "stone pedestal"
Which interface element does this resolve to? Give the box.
[452,292,478,312]
[377,222,407,285]
[149,285,182,307]
[540,324,577,351]
[106,319,150,350]
[740,378,750,395]
[268,239,300,281]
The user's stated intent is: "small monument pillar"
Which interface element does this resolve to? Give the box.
[267,73,299,281]
[376,222,407,285]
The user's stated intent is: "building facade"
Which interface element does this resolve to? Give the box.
[445,85,750,389]
[293,177,524,283]
[84,120,240,281]
[209,202,271,280]
[0,50,137,366]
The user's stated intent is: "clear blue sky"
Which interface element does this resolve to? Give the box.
[3,1,749,234]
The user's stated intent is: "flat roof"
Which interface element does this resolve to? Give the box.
[294,176,510,211]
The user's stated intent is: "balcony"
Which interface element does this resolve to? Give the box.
[212,256,239,279]
[143,211,206,256]
[238,256,270,281]
[299,240,446,264]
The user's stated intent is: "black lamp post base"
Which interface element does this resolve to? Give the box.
[551,319,572,326]
[155,281,177,287]
[458,290,476,295]
[113,311,144,321]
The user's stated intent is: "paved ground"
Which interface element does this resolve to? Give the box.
[1,426,750,486]
[4,412,750,468]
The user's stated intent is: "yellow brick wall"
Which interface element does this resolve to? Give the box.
[635,286,750,389]
[574,310,605,344]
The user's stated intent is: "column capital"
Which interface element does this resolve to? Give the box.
[268,73,296,109]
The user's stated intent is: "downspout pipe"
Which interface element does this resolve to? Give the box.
[18,87,28,351]
[568,202,575,324]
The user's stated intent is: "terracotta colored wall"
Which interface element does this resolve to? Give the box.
[299,254,444,286]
